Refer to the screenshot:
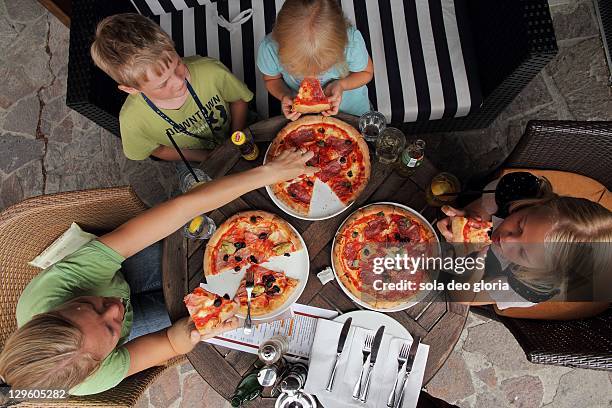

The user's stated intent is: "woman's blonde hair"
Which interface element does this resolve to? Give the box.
[507,195,612,298]
[273,0,350,77]
[0,311,100,390]
[91,13,177,88]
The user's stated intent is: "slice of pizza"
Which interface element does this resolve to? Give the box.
[235,265,299,316]
[271,176,315,216]
[451,216,492,246]
[292,78,331,113]
[184,287,237,335]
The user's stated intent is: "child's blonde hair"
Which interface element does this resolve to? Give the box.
[273,0,350,77]
[91,13,177,88]
[0,311,100,390]
[508,195,612,298]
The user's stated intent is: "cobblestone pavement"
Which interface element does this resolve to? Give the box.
[1,0,611,407]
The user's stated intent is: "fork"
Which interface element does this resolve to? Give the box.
[386,343,410,407]
[352,333,373,399]
[243,269,254,335]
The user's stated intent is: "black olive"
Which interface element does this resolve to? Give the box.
[318,127,325,133]
[234,266,241,272]
[344,140,352,145]
[223,254,229,262]
[394,233,401,240]
[342,181,351,188]
[258,232,268,240]
[352,231,358,238]
[250,216,257,223]
[234,242,242,248]
[213,297,222,307]
[265,280,273,288]
[377,211,384,216]
[306,162,313,167]
[307,180,314,187]
[317,140,325,147]
[284,253,291,257]
[235,256,242,262]
[239,242,246,249]
[347,170,353,177]
[223,293,230,300]
[339,157,346,163]
[250,255,258,263]
[272,285,281,293]
[290,192,296,198]
[363,248,370,256]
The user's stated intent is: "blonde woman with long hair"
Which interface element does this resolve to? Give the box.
[437,171,612,319]
[257,0,374,120]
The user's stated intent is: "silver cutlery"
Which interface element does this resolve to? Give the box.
[394,336,421,408]
[243,268,254,334]
[359,325,385,402]
[386,342,410,407]
[325,317,352,391]
[352,333,373,399]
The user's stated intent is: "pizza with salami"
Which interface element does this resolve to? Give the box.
[183,287,238,334]
[235,265,299,316]
[292,77,331,113]
[268,115,371,216]
[451,216,492,254]
[332,203,438,310]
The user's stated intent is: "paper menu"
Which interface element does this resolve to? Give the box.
[205,303,338,359]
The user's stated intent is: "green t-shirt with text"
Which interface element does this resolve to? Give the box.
[119,56,254,160]
[16,240,132,396]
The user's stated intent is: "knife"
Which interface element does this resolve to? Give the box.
[394,336,421,408]
[359,325,385,402]
[325,317,352,391]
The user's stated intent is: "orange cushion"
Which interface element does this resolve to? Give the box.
[599,190,612,211]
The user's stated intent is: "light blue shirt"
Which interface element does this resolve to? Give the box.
[257,26,371,116]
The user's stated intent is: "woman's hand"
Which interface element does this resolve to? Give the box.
[281,94,301,121]
[166,316,239,354]
[323,80,344,116]
[264,149,318,183]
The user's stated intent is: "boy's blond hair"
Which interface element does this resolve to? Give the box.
[91,13,177,88]
[273,0,350,77]
[0,311,100,390]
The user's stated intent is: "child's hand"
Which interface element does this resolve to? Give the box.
[281,95,301,121]
[264,149,318,182]
[322,80,344,116]
[166,316,239,354]
[436,205,467,241]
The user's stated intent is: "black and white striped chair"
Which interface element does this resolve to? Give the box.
[67,0,557,136]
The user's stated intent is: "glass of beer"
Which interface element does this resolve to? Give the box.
[359,111,386,142]
[375,127,406,164]
[426,172,461,207]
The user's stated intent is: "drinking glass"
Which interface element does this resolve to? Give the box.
[179,167,217,240]
[358,111,387,142]
[375,127,406,164]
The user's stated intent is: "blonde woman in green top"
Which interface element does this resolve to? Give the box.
[0,149,316,395]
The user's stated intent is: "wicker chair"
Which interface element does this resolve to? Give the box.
[0,187,184,407]
[481,120,612,371]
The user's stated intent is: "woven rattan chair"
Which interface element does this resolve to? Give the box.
[0,187,184,407]
[479,120,612,371]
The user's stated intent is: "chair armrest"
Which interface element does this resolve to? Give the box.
[504,120,612,189]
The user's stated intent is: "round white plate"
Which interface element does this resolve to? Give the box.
[334,310,412,340]
[201,218,309,321]
[331,202,441,313]
[263,137,359,221]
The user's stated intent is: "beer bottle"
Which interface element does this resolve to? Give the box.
[396,139,425,177]
[231,130,259,161]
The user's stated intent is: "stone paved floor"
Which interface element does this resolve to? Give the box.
[1,0,611,407]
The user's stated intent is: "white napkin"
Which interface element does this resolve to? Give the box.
[304,319,429,408]
[29,222,96,269]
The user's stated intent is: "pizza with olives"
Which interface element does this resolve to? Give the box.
[292,77,331,113]
[268,115,371,216]
[204,210,303,277]
[332,203,438,309]
[183,287,238,334]
[235,265,300,316]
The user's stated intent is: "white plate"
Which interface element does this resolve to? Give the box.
[334,310,412,340]
[331,202,441,313]
[263,138,358,221]
[201,220,309,321]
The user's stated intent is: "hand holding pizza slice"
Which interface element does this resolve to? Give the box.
[183,287,239,337]
[292,78,332,114]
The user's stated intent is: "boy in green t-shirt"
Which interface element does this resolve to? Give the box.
[91,13,253,162]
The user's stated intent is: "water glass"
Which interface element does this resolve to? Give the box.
[179,167,217,239]
[375,127,406,164]
[179,167,212,193]
[358,111,387,142]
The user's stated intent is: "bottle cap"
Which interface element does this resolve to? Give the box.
[231,131,247,146]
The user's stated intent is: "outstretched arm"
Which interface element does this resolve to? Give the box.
[99,149,316,258]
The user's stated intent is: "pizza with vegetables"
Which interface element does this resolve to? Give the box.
[204,210,303,277]
[235,265,300,316]
[332,203,438,309]
[183,287,238,334]
[268,115,371,216]
[292,77,331,113]
[451,216,492,249]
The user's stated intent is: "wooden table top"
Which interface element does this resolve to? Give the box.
[162,114,469,406]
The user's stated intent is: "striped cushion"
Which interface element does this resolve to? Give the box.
[146,0,482,123]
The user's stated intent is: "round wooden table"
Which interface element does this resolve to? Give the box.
[162,115,469,407]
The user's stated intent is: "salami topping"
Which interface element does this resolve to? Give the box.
[364,218,388,239]
[326,136,354,156]
[318,160,342,182]
[287,182,311,203]
[287,128,315,146]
